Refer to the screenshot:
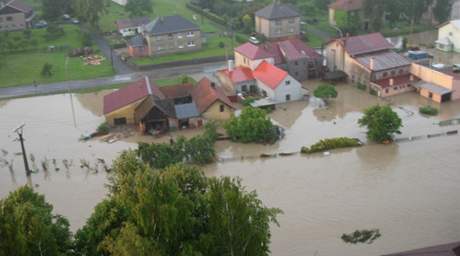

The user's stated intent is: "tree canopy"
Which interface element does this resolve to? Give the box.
[358,105,402,143]
[73,0,107,27]
[74,151,281,256]
[125,0,153,17]
[313,84,338,100]
[225,107,279,144]
[40,0,73,20]
[0,186,73,256]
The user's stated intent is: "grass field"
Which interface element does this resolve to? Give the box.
[100,0,220,33]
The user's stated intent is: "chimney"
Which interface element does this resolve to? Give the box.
[410,75,414,81]
[370,57,375,70]
[145,76,152,95]
[389,78,394,86]
[228,59,234,71]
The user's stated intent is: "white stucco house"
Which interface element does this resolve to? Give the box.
[115,17,150,37]
[112,0,128,6]
[436,20,460,52]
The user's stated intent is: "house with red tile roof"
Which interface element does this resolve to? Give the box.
[325,33,415,97]
[103,76,235,132]
[234,38,322,81]
[217,60,303,104]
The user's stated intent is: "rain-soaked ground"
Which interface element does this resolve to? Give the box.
[1,83,460,256]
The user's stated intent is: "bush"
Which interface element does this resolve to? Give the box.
[419,105,439,116]
[44,24,65,41]
[41,63,53,77]
[224,107,278,144]
[313,83,338,100]
[358,105,402,143]
[97,122,110,134]
[241,97,256,106]
[137,124,218,169]
[301,137,361,154]
[369,88,378,96]
[81,32,92,47]
[356,83,367,91]
[218,41,225,48]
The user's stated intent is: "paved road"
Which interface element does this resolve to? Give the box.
[91,33,134,74]
[0,61,226,99]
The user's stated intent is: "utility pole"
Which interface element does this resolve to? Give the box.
[14,124,31,176]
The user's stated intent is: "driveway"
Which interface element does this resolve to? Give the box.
[91,33,134,75]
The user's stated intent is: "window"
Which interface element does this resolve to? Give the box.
[449,32,453,36]
[178,45,184,49]
[275,20,282,26]
[294,61,298,66]
[186,31,194,37]
[6,16,13,21]
[242,85,248,92]
[285,94,291,101]
[385,89,389,94]
[289,27,294,33]
[276,28,281,34]
[391,70,396,76]
[429,92,433,98]
[177,34,183,39]
[398,69,404,74]
[285,80,291,85]
[383,72,388,78]
[219,104,225,112]
[288,18,295,24]
[187,41,195,47]
[114,117,127,126]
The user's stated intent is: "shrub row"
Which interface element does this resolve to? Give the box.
[186,3,227,26]
[301,137,362,154]
[419,105,439,116]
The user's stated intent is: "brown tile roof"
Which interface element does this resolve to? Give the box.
[103,77,163,114]
[382,241,460,256]
[158,83,194,99]
[192,77,235,113]
[329,0,363,11]
[116,16,150,30]
[2,0,33,14]
[331,33,394,56]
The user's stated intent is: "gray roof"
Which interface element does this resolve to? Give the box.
[255,3,299,20]
[414,81,452,95]
[382,241,460,256]
[174,102,200,119]
[145,15,200,36]
[355,51,411,72]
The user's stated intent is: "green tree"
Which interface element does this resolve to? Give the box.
[73,0,107,27]
[242,14,253,33]
[358,105,402,143]
[313,83,338,101]
[75,152,281,256]
[225,107,278,144]
[0,186,73,256]
[41,63,54,77]
[433,0,452,23]
[41,0,73,20]
[125,0,153,17]
[363,0,385,31]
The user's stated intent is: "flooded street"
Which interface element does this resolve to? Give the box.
[1,85,460,255]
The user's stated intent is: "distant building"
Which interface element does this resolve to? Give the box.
[0,0,34,32]
[234,38,322,81]
[254,2,300,40]
[435,20,460,53]
[325,32,413,97]
[382,241,460,256]
[143,15,202,56]
[116,16,150,37]
[112,0,128,6]
[328,0,365,28]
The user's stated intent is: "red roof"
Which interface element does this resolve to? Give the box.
[116,16,150,30]
[329,0,363,11]
[332,33,394,56]
[158,83,194,99]
[192,78,235,113]
[253,61,288,90]
[236,39,321,64]
[219,66,255,84]
[373,74,415,89]
[103,77,163,114]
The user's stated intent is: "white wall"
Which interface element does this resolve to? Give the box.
[257,75,302,103]
[438,22,460,52]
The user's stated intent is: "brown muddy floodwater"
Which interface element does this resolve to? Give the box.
[1,85,460,256]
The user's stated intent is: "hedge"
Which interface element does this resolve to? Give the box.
[301,137,362,154]
[419,105,439,116]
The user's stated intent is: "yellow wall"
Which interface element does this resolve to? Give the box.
[329,8,336,25]
[411,63,454,89]
[419,88,442,103]
[105,98,145,126]
[202,101,234,121]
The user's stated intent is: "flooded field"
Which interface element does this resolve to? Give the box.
[1,85,460,256]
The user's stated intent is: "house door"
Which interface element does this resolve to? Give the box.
[285,94,291,101]
[442,93,452,102]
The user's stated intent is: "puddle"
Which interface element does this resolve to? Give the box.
[1,86,460,255]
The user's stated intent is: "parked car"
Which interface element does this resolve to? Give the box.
[33,20,48,29]
[63,14,71,20]
[249,36,260,44]
[71,18,80,24]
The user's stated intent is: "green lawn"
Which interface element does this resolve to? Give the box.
[132,36,232,66]
[100,0,220,33]
[0,52,114,88]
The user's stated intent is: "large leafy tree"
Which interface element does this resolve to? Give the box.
[225,107,278,144]
[433,0,453,23]
[0,186,73,256]
[358,105,402,143]
[73,0,107,27]
[125,0,153,17]
[41,0,73,20]
[74,151,281,256]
